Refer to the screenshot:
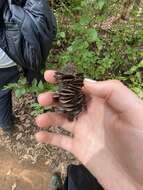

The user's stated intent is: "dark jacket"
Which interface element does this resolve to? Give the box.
[0,0,57,72]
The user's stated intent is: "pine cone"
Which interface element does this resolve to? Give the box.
[53,64,86,121]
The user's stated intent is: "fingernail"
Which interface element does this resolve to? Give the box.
[85,78,97,83]
[38,93,44,101]
[35,116,41,125]
[35,133,42,142]
[37,94,42,101]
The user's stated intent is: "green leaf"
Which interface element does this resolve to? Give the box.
[21,88,26,94]
[15,88,26,98]
[97,0,106,10]
[79,16,91,25]
[32,79,38,88]
[59,32,66,39]
[72,6,82,11]
[38,81,44,92]
[87,28,98,42]
[31,103,41,108]
[127,60,143,74]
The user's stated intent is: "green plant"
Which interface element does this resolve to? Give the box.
[5,78,28,98]
[30,103,53,116]
[5,77,56,116]
[53,0,143,97]
[58,15,103,78]
[124,59,143,98]
[5,78,55,98]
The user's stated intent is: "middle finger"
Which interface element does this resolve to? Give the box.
[38,92,55,107]
[36,112,75,133]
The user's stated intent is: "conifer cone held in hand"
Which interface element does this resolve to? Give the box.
[53,64,86,121]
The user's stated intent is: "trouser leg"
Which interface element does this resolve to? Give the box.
[63,165,104,190]
[0,66,19,128]
[0,89,12,128]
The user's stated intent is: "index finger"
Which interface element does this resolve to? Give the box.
[44,70,57,84]
[84,79,143,114]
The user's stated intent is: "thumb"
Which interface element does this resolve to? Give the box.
[84,79,142,113]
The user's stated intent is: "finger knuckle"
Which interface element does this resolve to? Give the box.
[111,80,123,87]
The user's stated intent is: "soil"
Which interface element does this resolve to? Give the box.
[0,147,51,190]
[0,94,79,190]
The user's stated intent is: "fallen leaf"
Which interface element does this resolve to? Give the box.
[11,183,16,190]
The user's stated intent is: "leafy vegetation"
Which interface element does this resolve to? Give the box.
[6,0,143,115]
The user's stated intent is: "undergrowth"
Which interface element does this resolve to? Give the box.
[6,0,143,115]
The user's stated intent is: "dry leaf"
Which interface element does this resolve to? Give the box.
[11,183,16,190]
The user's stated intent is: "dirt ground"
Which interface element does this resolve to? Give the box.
[0,94,78,190]
[0,147,52,190]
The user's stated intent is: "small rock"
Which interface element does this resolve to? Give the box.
[30,135,35,140]
[16,133,23,141]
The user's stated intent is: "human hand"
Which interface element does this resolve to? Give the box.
[35,70,143,190]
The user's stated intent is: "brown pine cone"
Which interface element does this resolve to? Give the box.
[53,64,86,121]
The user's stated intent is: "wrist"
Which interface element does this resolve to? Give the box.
[84,148,142,190]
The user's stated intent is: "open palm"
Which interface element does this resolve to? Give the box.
[36,71,143,190]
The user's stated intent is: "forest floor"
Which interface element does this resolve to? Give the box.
[0,147,51,190]
[0,94,78,190]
